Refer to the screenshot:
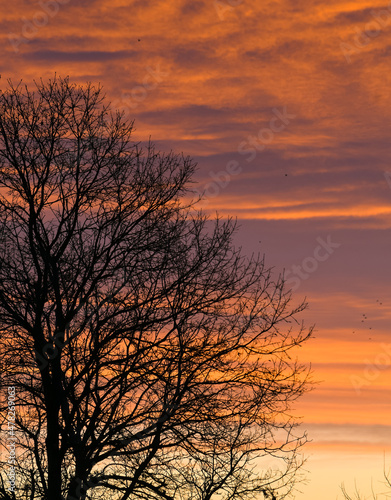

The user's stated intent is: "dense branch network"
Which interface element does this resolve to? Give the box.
[0,76,312,500]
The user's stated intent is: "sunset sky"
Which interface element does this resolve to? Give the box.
[2,0,391,498]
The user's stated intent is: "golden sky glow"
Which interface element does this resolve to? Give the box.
[2,1,391,498]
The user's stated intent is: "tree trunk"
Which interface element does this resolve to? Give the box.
[46,408,62,500]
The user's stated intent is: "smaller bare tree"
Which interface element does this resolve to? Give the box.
[341,465,391,500]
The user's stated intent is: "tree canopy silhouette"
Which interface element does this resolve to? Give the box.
[0,76,312,500]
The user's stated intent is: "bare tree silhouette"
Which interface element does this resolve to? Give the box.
[341,466,391,500]
[0,76,312,500]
